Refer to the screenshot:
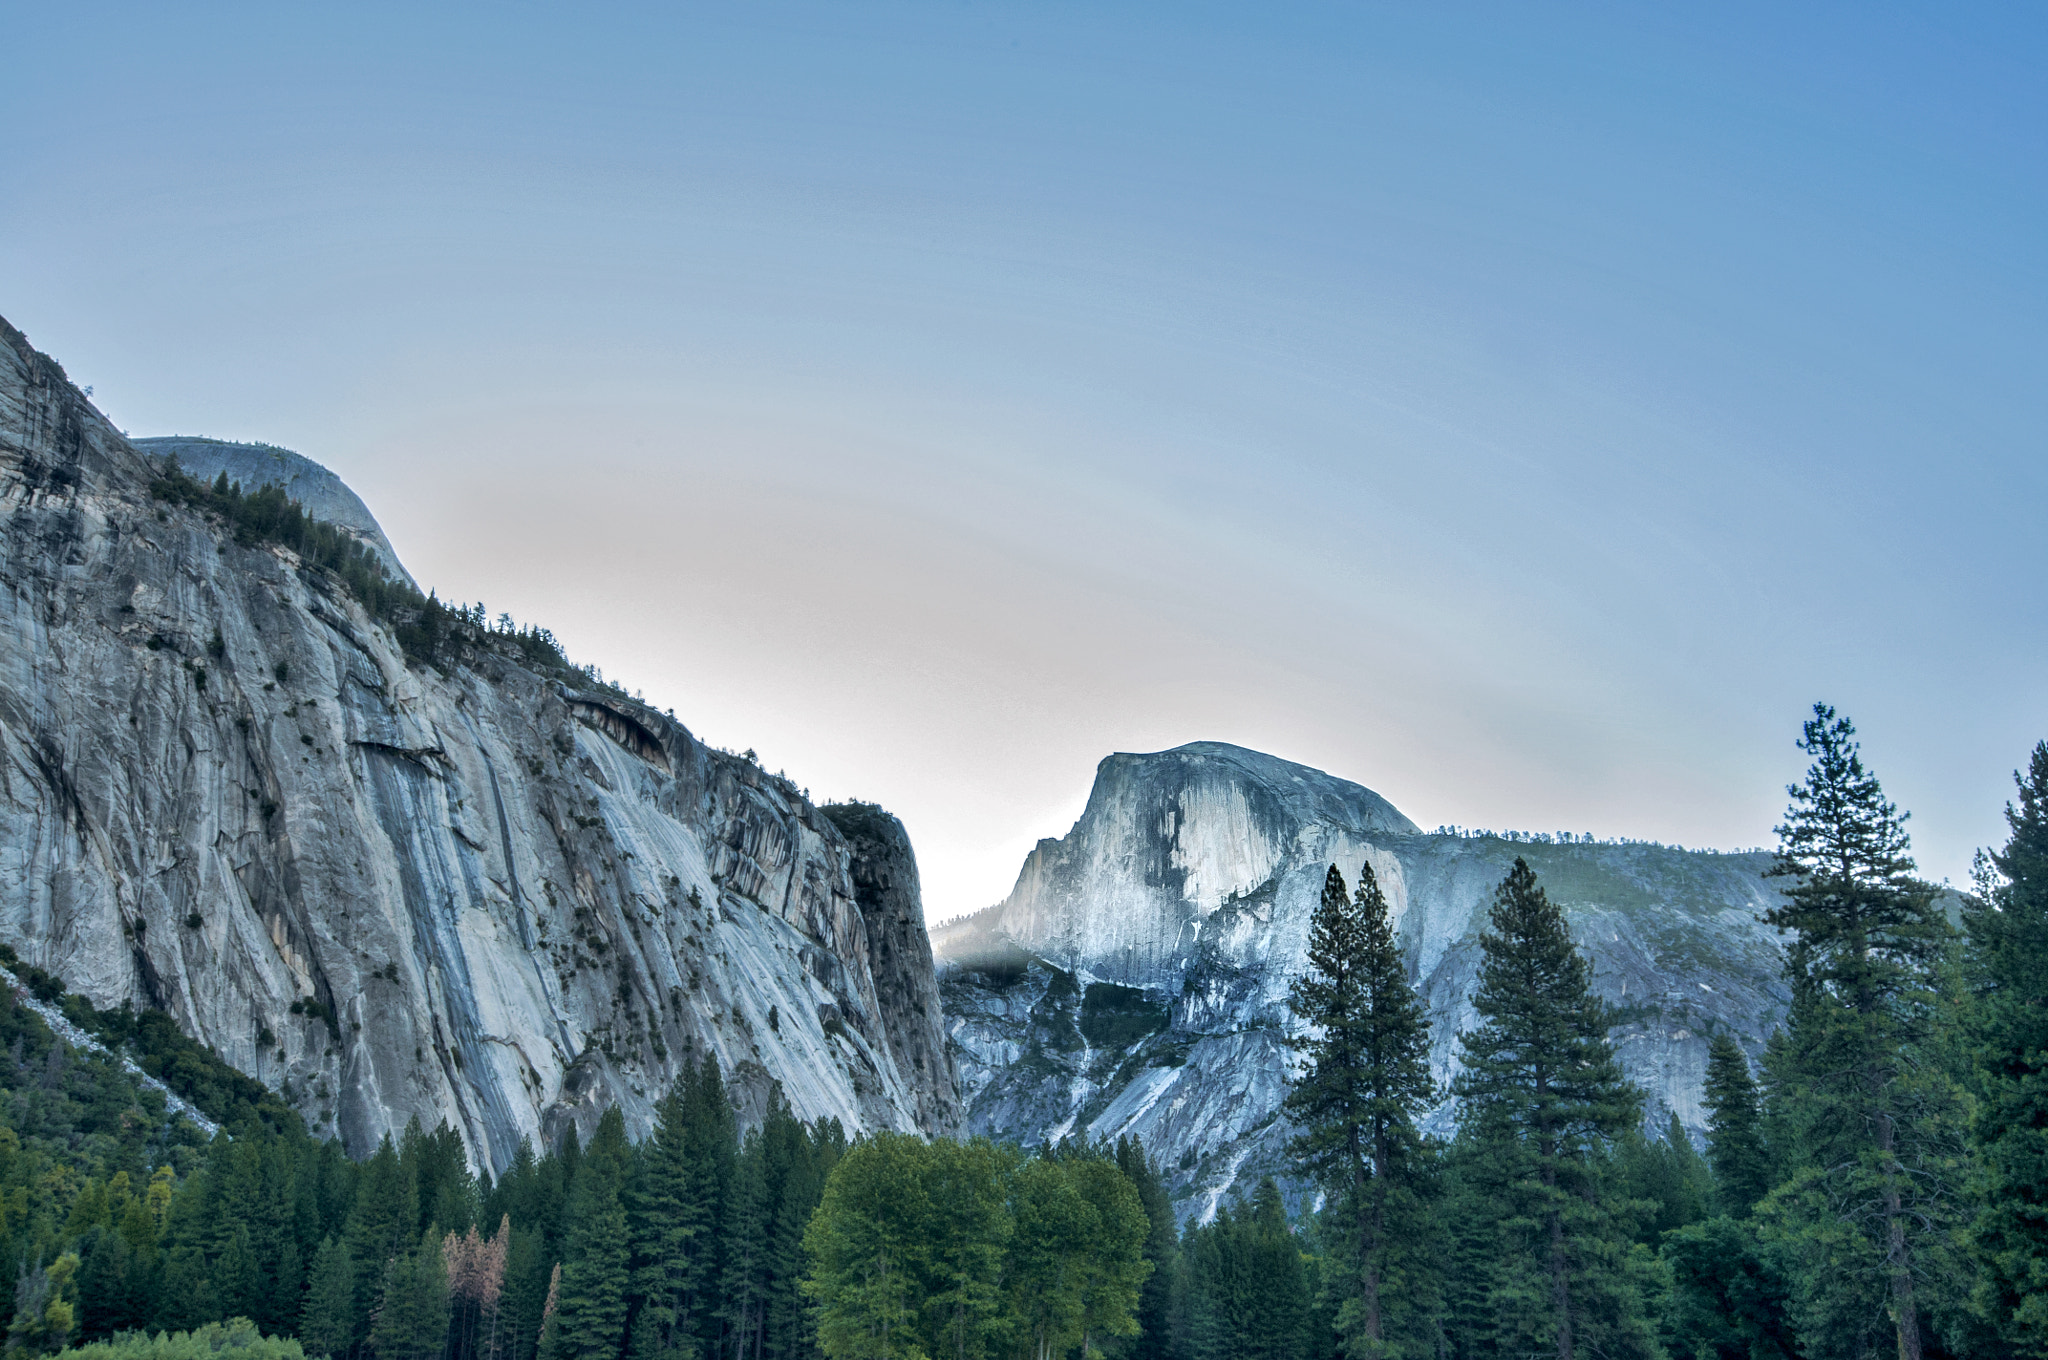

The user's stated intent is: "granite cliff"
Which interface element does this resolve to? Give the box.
[936,741,1788,1221]
[0,314,960,1172]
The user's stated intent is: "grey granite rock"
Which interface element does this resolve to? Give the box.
[132,437,417,590]
[821,802,964,1137]
[0,315,957,1171]
[937,741,1789,1221]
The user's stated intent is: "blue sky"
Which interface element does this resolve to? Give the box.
[5,3,2043,914]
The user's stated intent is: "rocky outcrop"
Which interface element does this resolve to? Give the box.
[937,741,1789,1221]
[821,803,963,1137]
[132,437,417,590]
[0,314,958,1172]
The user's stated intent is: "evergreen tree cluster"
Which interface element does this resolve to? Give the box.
[145,460,573,677]
[1274,704,2048,1360]
[0,1041,846,1360]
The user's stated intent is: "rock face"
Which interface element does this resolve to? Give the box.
[132,437,417,590]
[821,803,964,1138]
[0,315,959,1172]
[937,741,1788,1221]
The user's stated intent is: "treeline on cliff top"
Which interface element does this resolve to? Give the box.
[146,459,577,684]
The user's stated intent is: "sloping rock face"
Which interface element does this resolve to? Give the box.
[937,741,1788,1221]
[0,315,959,1172]
[132,437,417,590]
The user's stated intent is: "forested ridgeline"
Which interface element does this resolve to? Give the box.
[5,706,2047,1360]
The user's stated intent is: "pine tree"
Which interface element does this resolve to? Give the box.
[1612,1115,1711,1246]
[1758,704,1965,1360]
[347,1135,420,1345]
[1181,1180,1311,1360]
[303,1238,358,1359]
[761,1115,837,1360]
[630,1062,725,1360]
[1059,1154,1152,1359]
[1702,1036,1770,1216]
[1965,740,2048,1356]
[370,1232,452,1360]
[1451,857,1653,1360]
[1114,1139,1177,1360]
[548,1109,633,1360]
[500,1229,551,1360]
[1284,861,1435,1357]
[217,1223,261,1324]
[719,1128,770,1360]
[683,1062,736,1349]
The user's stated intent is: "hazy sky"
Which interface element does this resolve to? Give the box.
[5,4,2043,916]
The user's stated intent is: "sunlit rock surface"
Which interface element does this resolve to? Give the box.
[0,315,959,1172]
[937,741,1787,1221]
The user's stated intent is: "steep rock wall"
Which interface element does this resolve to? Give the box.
[821,802,963,1137]
[0,315,957,1171]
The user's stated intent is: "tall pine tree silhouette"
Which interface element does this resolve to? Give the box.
[1702,1035,1770,1216]
[1760,704,1963,1360]
[1452,857,1651,1360]
[1284,861,1434,1356]
[1965,740,2048,1356]
[545,1108,632,1360]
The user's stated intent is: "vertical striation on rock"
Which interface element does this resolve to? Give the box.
[0,313,959,1170]
[937,740,1790,1221]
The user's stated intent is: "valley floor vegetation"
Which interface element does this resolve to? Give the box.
[3,704,2045,1360]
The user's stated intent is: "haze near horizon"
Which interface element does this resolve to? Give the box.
[4,3,2042,916]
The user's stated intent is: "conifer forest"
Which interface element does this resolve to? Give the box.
[4,704,2045,1360]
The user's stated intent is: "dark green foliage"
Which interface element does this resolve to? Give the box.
[300,1237,354,1359]
[1611,1115,1712,1247]
[802,1134,1148,1360]
[1449,857,1656,1360]
[1964,740,2048,1357]
[546,1109,632,1360]
[1178,1179,1311,1360]
[1659,1215,1795,1360]
[719,1096,840,1360]
[80,1001,301,1139]
[1284,861,1435,1357]
[1701,1036,1770,1217]
[368,1232,452,1360]
[1080,984,1169,1048]
[1758,705,1967,1360]
[1116,1138,1178,1360]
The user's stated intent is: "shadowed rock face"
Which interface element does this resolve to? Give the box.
[822,803,964,1138]
[937,741,1789,1222]
[0,315,958,1170]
